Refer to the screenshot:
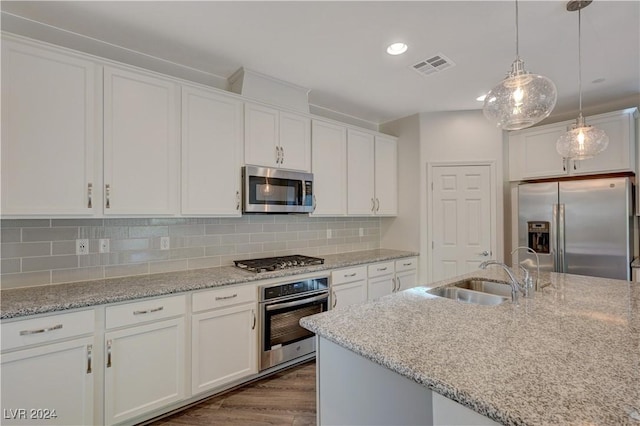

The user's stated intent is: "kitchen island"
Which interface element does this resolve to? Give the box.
[300,269,640,425]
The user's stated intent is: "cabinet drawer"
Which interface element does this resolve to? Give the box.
[106,295,185,330]
[395,257,418,272]
[367,261,395,278]
[2,309,95,351]
[331,266,367,286]
[192,284,256,313]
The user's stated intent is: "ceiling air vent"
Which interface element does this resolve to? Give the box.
[412,54,456,76]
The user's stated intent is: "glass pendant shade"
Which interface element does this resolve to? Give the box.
[483,58,557,130]
[556,114,609,160]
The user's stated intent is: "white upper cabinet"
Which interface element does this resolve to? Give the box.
[103,66,180,215]
[311,120,347,216]
[347,130,398,216]
[1,38,101,216]
[181,86,244,216]
[509,108,637,181]
[244,102,311,171]
[374,136,398,216]
[347,129,376,215]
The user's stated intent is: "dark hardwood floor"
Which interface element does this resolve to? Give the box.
[149,361,316,426]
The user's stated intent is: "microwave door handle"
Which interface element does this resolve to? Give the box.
[265,293,329,311]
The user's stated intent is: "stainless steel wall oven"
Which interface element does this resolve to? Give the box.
[258,276,329,371]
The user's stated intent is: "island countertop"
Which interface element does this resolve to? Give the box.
[300,269,640,425]
[0,248,417,319]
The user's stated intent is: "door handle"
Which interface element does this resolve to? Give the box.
[477,250,491,257]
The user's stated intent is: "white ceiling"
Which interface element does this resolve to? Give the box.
[2,1,639,125]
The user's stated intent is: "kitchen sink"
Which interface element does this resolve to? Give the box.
[452,280,512,298]
[426,286,508,306]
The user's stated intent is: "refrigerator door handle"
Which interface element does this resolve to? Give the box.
[558,203,566,273]
[551,204,558,272]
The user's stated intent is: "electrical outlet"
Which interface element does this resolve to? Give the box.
[160,236,170,250]
[99,238,110,253]
[76,239,89,255]
[326,229,332,239]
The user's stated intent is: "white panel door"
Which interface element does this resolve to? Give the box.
[182,86,243,216]
[311,120,347,216]
[103,66,179,215]
[1,39,99,216]
[374,136,398,215]
[431,165,492,282]
[244,102,279,167]
[347,129,375,215]
[279,111,311,171]
[1,337,94,426]
[191,303,257,395]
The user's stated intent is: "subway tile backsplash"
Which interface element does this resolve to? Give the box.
[0,216,380,289]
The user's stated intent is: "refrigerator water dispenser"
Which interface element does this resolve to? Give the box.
[527,222,550,254]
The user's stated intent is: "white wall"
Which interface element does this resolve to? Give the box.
[379,114,421,253]
[419,110,504,282]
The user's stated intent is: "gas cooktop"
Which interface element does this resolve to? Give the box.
[234,255,324,273]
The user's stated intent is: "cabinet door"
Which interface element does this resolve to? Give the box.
[510,125,569,180]
[244,103,279,167]
[311,120,347,216]
[332,280,367,309]
[571,110,635,175]
[368,274,395,301]
[191,303,257,395]
[395,270,418,292]
[280,111,311,171]
[374,136,398,216]
[1,337,94,425]
[347,129,375,215]
[104,318,185,425]
[1,39,99,216]
[182,86,243,216]
[103,66,179,215]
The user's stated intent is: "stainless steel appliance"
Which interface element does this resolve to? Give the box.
[259,276,329,371]
[235,255,324,273]
[242,165,314,213]
[517,176,634,280]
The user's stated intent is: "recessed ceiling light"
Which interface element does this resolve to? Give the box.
[386,42,408,55]
[476,94,487,102]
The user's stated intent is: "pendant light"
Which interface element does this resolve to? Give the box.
[556,1,608,160]
[483,0,558,130]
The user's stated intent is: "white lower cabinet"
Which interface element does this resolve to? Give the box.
[331,266,367,309]
[103,296,186,425]
[367,261,396,301]
[191,285,258,395]
[0,310,95,425]
[395,257,419,292]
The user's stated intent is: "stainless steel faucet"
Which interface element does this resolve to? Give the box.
[479,261,525,303]
[511,246,540,292]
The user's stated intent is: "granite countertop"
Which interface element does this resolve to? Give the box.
[632,257,639,268]
[0,249,418,320]
[301,269,640,425]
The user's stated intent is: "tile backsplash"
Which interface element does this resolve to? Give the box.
[0,216,380,289]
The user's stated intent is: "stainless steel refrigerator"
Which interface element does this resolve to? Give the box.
[517,177,634,280]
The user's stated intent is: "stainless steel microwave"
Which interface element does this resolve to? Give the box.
[242,166,314,213]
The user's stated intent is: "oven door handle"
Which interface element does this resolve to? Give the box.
[265,293,329,311]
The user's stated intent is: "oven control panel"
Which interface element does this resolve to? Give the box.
[261,277,328,301]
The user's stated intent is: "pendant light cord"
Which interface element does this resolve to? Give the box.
[578,8,583,115]
[515,0,520,59]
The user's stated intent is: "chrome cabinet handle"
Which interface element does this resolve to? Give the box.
[19,323,62,336]
[375,198,380,212]
[573,161,577,170]
[105,184,111,209]
[392,278,397,292]
[344,272,357,277]
[377,267,388,271]
[281,146,285,164]
[236,191,240,211]
[396,277,402,291]
[215,293,237,301]
[562,159,567,172]
[251,309,256,330]
[371,198,375,212]
[106,339,112,368]
[312,195,317,213]
[332,290,337,308]
[87,344,93,374]
[275,146,279,164]
[403,262,413,267]
[87,183,93,209]
[133,306,164,315]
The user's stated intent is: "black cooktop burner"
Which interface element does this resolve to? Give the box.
[234,255,324,273]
